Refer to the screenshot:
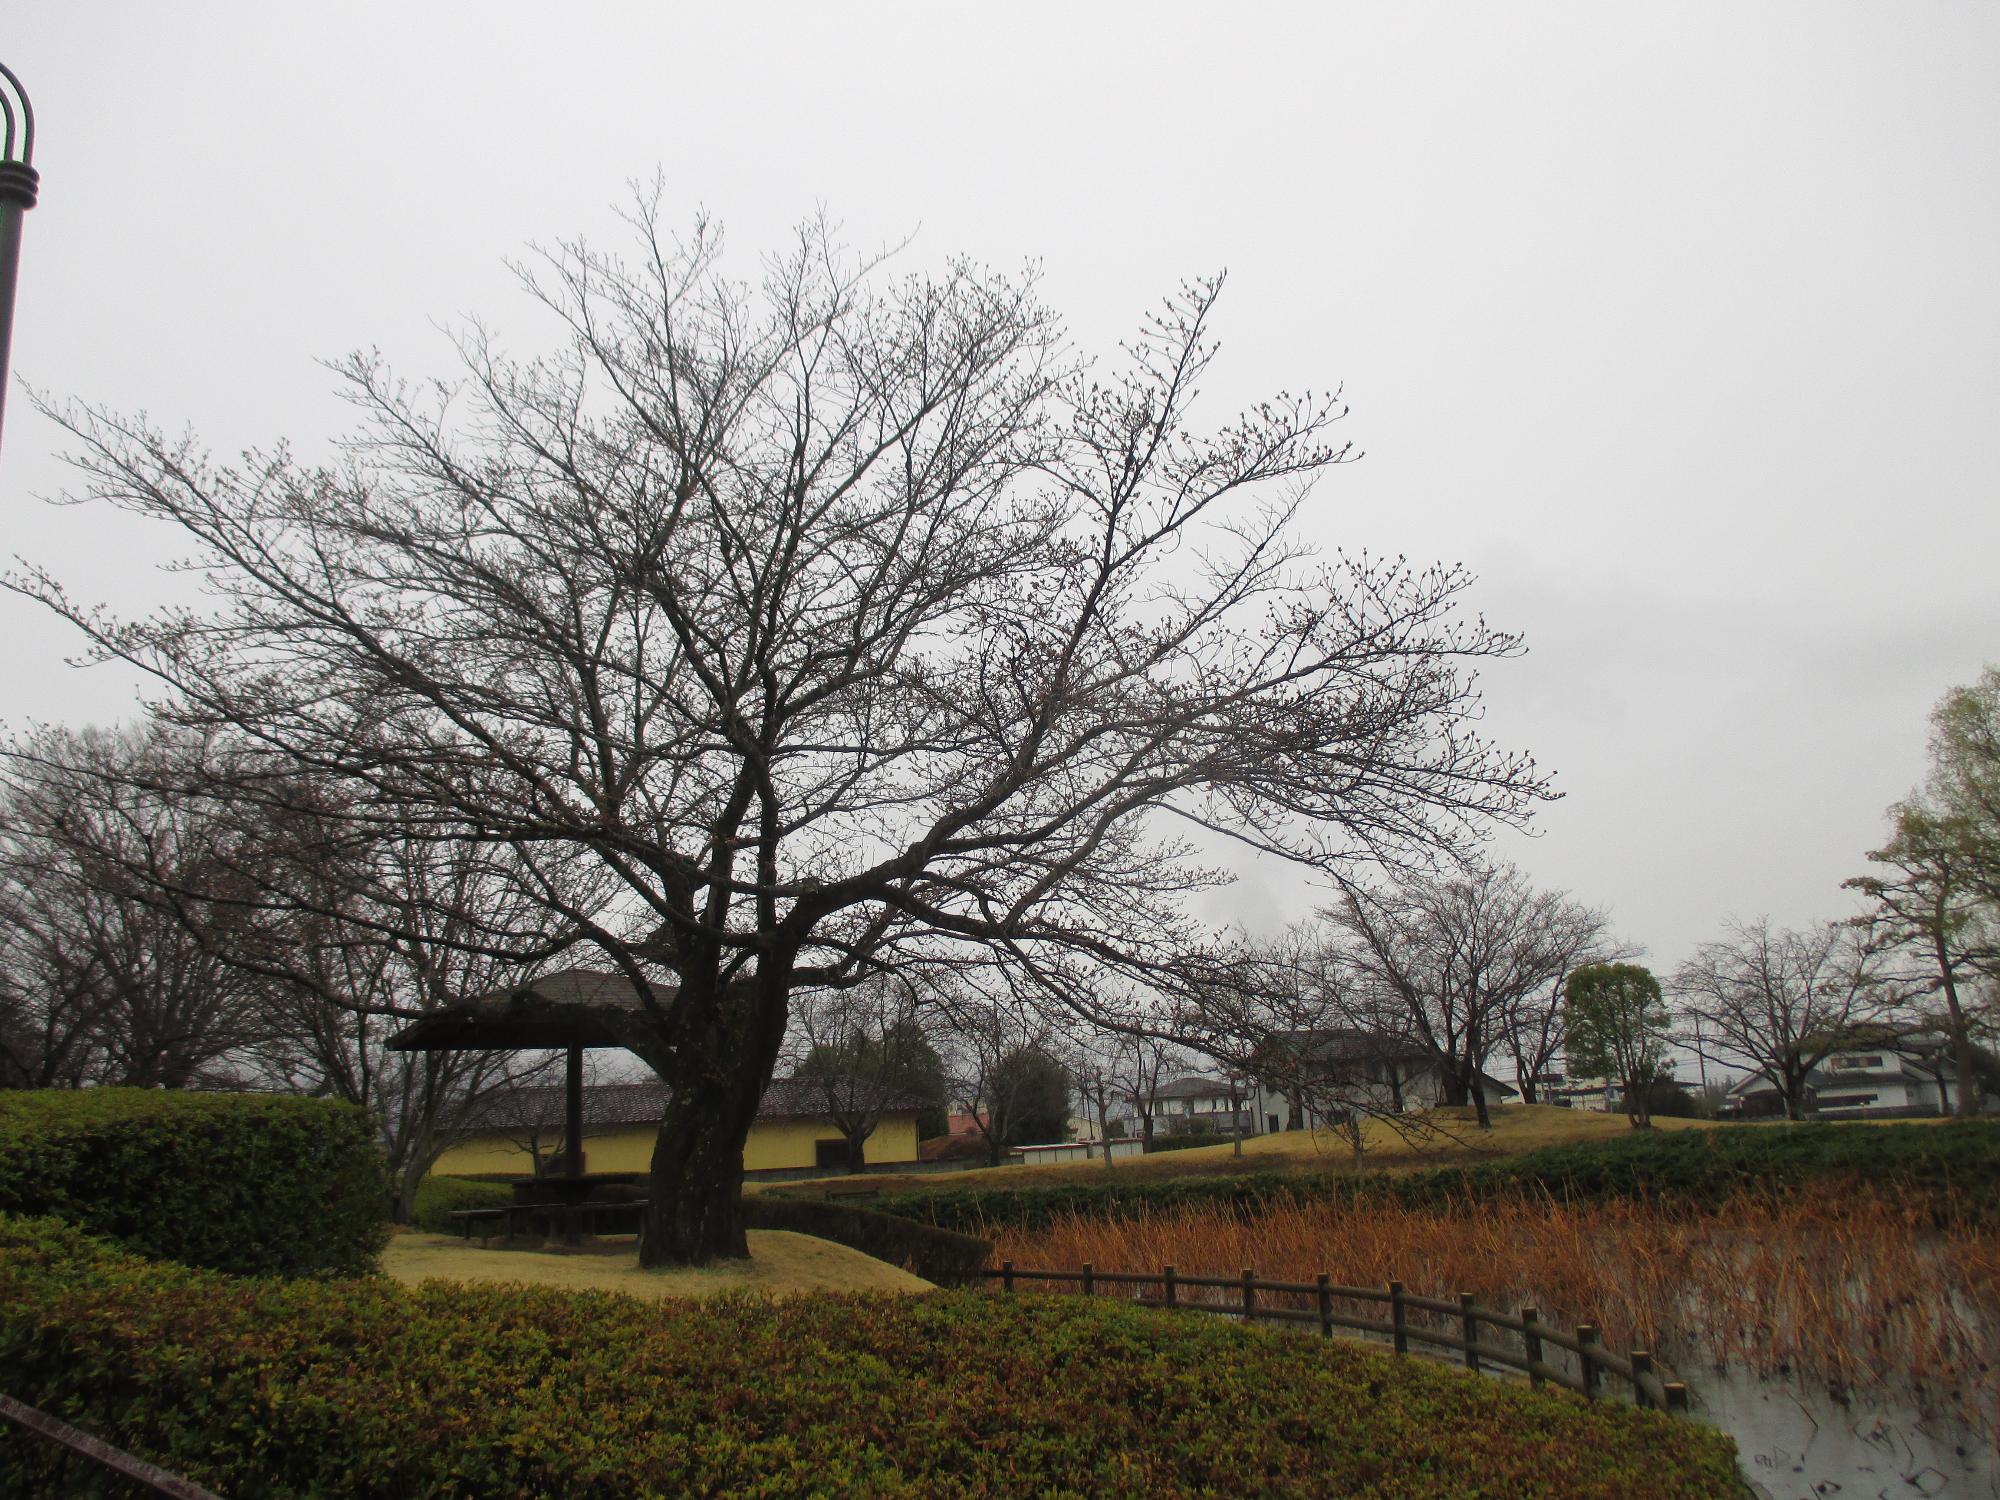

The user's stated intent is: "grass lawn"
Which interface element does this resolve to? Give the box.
[382,1227,929,1297]
[785,1103,1729,1200]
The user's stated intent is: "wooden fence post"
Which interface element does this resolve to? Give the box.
[1316,1273,1332,1338]
[1631,1350,1655,1410]
[1577,1324,1601,1401]
[1082,1261,1094,1298]
[1521,1307,1544,1388]
[1664,1381,1690,1413]
[0,1393,224,1500]
[1389,1280,1408,1355]
[1459,1292,1479,1372]
[1163,1263,1177,1309]
[1242,1268,1257,1321]
[1002,1259,1015,1293]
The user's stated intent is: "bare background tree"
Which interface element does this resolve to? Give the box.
[14,205,1549,1262]
[1671,917,1891,1120]
[1329,863,1606,1128]
[0,720,582,1218]
[0,725,276,1088]
[930,978,1066,1168]
[1108,1029,1186,1151]
[786,975,947,1171]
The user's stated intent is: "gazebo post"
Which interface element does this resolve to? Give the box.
[564,1043,584,1179]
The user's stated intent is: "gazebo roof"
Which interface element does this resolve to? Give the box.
[386,967,677,1053]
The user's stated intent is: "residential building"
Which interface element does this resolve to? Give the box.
[1723,1036,1993,1119]
[1154,1075,1262,1137]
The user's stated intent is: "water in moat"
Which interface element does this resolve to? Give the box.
[1688,1369,1995,1499]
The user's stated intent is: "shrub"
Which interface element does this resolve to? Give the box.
[1141,1133,1221,1154]
[0,1089,387,1276]
[876,1121,2000,1233]
[0,1214,1743,1498]
[741,1196,992,1286]
[409,1175,513,1234]
[873,1171,1311,1234]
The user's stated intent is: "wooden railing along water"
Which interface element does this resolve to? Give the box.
[982,1261,1690,1414]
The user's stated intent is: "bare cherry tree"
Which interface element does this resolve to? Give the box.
[239,826,571,1220]
[1108,1029,1185,1150]
[1330,863,1607,1128]
[0,724,278,1088]
[16,204,1548,1262]
[1223,920,1462,1165]
[1671,917,1891,1120]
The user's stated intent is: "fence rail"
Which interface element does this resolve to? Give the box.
[981,1262,1688,1414]
[0,1393,223,1498]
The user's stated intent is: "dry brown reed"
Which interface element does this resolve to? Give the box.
[988,1184,2000,1427]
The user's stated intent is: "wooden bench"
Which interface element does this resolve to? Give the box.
[447,1200,649,1243]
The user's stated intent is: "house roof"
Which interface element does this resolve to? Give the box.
[461,1076,923,1132]
[1156,1075,1242,1100]
[386,967,678,1053]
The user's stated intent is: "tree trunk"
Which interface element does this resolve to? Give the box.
[1781,1067,1808,1122]
[1936,947,1981,1118]
[638,1060,768,1265]
[1627,1074,1652,1130]
[634,975,789,1268]
[1512,1044,1538,1105]
[1467,1071,1492,1130]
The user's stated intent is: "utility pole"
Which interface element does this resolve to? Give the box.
[0,62,39,456]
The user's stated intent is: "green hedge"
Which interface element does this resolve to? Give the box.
[741,1196,992,1285]
[0,1215,1743,1498]
[0,1089,387,1276]
[410,1175,514,1234]
[875,1121,2000,1233]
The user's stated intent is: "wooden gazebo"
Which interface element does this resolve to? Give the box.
[388,967,673,1196]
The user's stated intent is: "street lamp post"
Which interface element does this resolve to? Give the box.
[0,62,41,455]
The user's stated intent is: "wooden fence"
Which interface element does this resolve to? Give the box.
[982,1261,1690,1414]
[0,1393,222,1497]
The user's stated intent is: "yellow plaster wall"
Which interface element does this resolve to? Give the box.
[430,1111,921,1178]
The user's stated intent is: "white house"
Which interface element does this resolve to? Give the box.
[1724,1036,1992,1119]
[1153,1075,1262,1137]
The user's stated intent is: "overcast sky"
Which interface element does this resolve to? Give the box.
[3,4,1995,983]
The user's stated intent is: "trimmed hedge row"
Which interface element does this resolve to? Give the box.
[410,1175,514,1234]
[0,1214,1743,1498]
[874,1121,2000,1233]
[741,1196,992,1285]
[0,1089,387,1276]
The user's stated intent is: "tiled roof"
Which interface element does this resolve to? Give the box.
[1156,1075,1238,1100]
[462,1075,923,1131]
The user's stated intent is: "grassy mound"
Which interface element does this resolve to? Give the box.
[798,1105,1715,1199]
[383,1228,930,1297]
[0,1214,1741,1498]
